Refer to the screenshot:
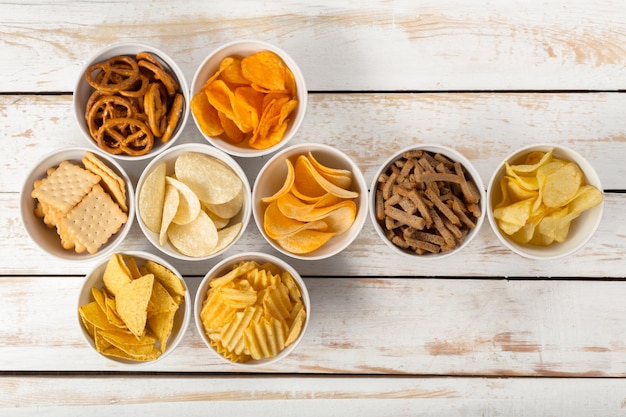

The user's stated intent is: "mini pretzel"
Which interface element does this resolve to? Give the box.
[85,56,141,93]
[160,93,184,143]
[138,59,178,97]
[95,117,154,156]
[86,95,135,138]
[144,82,168,137]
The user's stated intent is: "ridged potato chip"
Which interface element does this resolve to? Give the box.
[200,260,306,363]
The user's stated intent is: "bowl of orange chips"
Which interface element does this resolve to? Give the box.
[370,144,486,259]
[487,143,604,260]
[252,143,368,260]
[195,252,309,366]
[20,147,134,262]
[190,40,307,157]
[135,143,251,261]
[78,251,190,365]
[74,42,189,161]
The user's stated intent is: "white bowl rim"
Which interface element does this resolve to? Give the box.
[73,41,190,162]
[194,251,310,367]
[486,142,604,260]
[369,143,486,260]
[20,146,135,262]
[77,250,191,366]
[135,142,252,261]
[251,142,368,260]
[190,39,307,158]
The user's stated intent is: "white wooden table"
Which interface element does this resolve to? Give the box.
[1,1,625,415]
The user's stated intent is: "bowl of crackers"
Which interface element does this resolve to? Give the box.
[78,251,190,365]
[74,42,189,161]
[135,143,251,261]
[487,143,604,260]
[252,143,368,260]
[195,252,309,367]
[370,144,486,259]
[21,147,134,262]
[190,39,307,158]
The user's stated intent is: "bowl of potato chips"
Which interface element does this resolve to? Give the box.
[74,42,189,161]
[370,144,486,259]
[190,39,307,158]
[195,252,309,366]
[487,143,604,259]
[136,143,251,261]
[252,143,368,260]
[20,147,134,262]
[78,251,190,365]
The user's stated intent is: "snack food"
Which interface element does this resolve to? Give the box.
[79,253,186,361]
[191,50,298,150]
[374,149,482,255]
[138,151,245,257]
[492,149,603,245]
[199,260,306,363]
[260,152,359,254]
[84,52,184,156]
[31,151,128,254]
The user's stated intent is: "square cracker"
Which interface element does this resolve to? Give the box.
[60,184,128,254]
[82,151,128,212]
[32,161,100,215]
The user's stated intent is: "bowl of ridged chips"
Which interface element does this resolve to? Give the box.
[487,143,604,259]
[78,251,190,365]
[195,252,309,366]
[74,42,189,160]
[21,147,134,261]
[190,40,307,157]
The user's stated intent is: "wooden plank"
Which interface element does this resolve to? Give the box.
[1,276,626,375]
[1,375,626,416]
[1,1,625,92]
[3,93,625,194]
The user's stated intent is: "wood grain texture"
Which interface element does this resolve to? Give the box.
[2,376,626,416]
[1,276,626,376]
[1,1,625,92]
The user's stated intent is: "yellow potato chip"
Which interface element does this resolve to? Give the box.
[261,159,295,204]
[138,163,166,233]
[165,176,201,225]
[167,210,218,257]
[159,184,180,246]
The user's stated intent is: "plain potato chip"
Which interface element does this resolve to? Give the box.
[174,152,243,205]
[139,163,167,233]
[167,210,218,257]
[165,176,201,225]
[159,185,180,246]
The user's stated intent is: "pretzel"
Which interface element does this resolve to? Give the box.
[83,52,183,156]
[95,117,154,156]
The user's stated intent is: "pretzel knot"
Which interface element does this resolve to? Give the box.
[85,56,141,94]
[95,117,154,156]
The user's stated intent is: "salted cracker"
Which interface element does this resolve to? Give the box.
[60,184,128,254]
[82,151,128,212]
[31,160,101,215]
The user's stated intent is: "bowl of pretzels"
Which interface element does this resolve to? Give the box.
[370,144,486,259]
[74,42,189,161]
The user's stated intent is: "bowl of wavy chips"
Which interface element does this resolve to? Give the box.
[20,147,134,261]
[487,143,604,260]
[252,143,368,260]
[195,252,309,366]
[370,144,486,259]
[74,42,189,160]
[190,40,307,158]
[136,143,251,261]
[78,251,190,365]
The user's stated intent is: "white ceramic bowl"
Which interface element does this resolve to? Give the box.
[135,143,251,261]
[370,144,486,259]
[487,143,604,260]
[77,250,191,366]
[20,147,135,262]
[74,42,189,161]
[252,143,368,260]
[190,39,307,158]
[194,252,310,367]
